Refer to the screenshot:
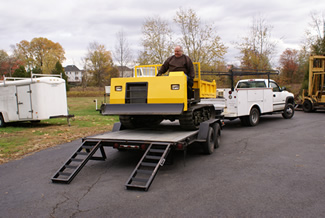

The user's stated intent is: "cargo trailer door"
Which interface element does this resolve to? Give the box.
[16,85,33,119]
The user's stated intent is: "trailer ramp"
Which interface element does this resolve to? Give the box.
[125,142,171,191]
[51,140,106,184]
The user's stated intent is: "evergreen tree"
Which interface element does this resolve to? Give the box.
[52,61,69,91]
[13,65,29,77]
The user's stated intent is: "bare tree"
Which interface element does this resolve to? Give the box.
[174,8,227,69]
[236,15,277,70]
[138,16,174,64]
[307,11,325,54]
[113,30,132,77]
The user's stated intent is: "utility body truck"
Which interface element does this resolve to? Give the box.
[0,74,72,127]
[222,79,295,126]
[201,69,295,126]
[52,62,223,191]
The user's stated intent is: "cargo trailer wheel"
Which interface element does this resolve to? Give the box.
[213,123,221,149]
[202,127,215,154]
[248,107,260,126]
[282,103,294,119]
[0,114,5,127]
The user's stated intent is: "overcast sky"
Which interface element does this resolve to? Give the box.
[0,0,324,69]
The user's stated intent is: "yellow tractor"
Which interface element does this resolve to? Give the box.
[101,62,219,130]
[302,55,325,112]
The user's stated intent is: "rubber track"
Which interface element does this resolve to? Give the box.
[179,105,215,130]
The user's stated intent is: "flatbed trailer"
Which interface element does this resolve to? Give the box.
[51,119,222,191]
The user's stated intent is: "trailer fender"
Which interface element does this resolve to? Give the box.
[197,119,220,142]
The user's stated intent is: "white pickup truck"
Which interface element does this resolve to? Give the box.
[205,79,295,126]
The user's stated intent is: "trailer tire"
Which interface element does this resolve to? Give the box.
[248,107,260,126]
[282,103,294,119]
[202,127,215,155]
[0,114,5,127]
[213,123,221,149]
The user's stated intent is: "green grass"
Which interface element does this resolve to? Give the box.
[0,96,119,163]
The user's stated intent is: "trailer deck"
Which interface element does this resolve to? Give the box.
[52,119,222,191]
[87,123,198,143]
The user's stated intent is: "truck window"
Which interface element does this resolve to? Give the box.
[237,81,266,88]
[270,81,280,92]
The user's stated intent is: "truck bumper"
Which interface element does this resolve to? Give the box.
[101,103,184,115]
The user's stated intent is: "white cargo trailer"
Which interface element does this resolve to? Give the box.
[0,74,72,127]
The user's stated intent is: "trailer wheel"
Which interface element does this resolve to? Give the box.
[248,107,260,126]
[0,114,5,127]
[213,123,221,149]
[202,127,215,155]
[302,100,313,112]
[282,103,294,119]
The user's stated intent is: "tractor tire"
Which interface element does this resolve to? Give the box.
[302,100,313,112]
[282,103,295,119]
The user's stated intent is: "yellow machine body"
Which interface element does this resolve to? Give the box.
[302,55,325,111]
[103,62,216,116]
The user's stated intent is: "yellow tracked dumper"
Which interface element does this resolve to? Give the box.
[302,55,325,112]
[101,62,221,130]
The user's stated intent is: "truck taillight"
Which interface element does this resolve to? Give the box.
[113,143,119,148]
[228,90,232,94]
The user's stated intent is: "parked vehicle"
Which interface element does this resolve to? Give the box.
[0,74,72,127]
[221,79,295,126]
[101,62,222,130]
[201,69,295,126]
[302,55,325,112]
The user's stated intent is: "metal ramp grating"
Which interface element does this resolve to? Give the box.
[125,142,171,191]
[51,140,106,184]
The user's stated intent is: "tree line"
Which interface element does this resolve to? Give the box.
[0,9,324,91]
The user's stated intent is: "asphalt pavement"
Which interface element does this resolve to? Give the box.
[0,110,324,217]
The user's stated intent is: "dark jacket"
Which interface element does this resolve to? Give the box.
[158,55,194,79]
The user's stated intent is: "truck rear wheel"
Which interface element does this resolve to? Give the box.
[282,103,294,119]
[248,107,260,126]
[240,107,260,126]
[202,127,215,154]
